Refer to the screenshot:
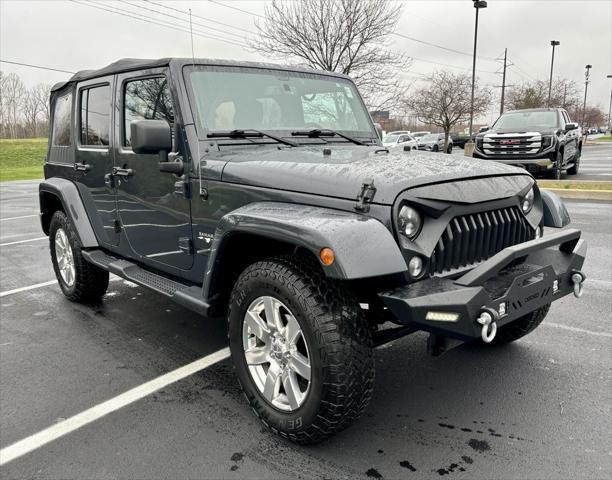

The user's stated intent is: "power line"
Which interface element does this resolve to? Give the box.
[207,0,266,19]
[391,32,497,62]
[145,0,257,35]
[70,0,248,49]
[123,0,250,40]
[410,56,498,75]
[0,60,75,74]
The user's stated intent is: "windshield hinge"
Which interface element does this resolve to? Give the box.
[355,178,376,212]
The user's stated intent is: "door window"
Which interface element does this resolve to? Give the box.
[123,77,174,147]
[80,85,111,146]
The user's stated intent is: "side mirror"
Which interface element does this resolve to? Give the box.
[130,120,171,154]
[373,122,383,140]
[564,122,578,132]
[479,126,489,133]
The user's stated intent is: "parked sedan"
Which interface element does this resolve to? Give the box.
[383,133,418,150]
[417,133,453,153]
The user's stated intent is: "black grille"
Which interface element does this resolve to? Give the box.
[429,207,534,275]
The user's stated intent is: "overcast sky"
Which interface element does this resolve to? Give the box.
[1,0,610,124]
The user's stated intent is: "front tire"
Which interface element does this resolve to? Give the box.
[49,210,109,302]
[228,255,374,444]
[447,144,453,154]
[488,304,550,344]
[552,151,563,180]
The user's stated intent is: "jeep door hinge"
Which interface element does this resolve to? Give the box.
[178,237,194,255]
[355,178,376,212]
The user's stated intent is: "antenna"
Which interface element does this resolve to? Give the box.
[189,8,207,199]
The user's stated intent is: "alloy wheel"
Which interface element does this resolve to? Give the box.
[242,296,311,412]
[55,228,75,287]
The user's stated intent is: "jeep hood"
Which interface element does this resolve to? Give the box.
[219,146,531,205]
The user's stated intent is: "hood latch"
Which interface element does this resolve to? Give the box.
[355,178,377,212]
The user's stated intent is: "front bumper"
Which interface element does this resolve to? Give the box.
[473,149,555,173]
[379,229,586,342]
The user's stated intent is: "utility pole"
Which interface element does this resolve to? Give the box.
[468,0,487,139]
[547,41,560,107]
[582,64,592,125]
[607,74,611,133]
[500,48,507,115]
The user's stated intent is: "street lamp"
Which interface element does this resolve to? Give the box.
[468,0,487,140]
[547,40,560,107]
[582,64,592,126]
[606,74,611,134]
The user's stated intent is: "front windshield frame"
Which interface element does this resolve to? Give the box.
[182,64,377,142]
[491,110,561,131]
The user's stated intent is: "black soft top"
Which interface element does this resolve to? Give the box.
[50,57,351,93]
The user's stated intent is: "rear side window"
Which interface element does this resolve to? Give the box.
[80,85,111,146]
[123,77,174,147]
[51,93,72,146]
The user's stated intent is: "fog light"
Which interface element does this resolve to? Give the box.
[499,302,507,317]
[408,256,423,278]
[426,311,460,322]
[553,279,559,294]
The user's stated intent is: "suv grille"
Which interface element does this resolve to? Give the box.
[482,132,541,155]
[429,207,534,275]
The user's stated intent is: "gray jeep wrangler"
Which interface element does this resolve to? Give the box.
[40,58,586,444]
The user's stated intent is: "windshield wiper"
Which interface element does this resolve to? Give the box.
[207,129,298,147]
[291,129,367,146]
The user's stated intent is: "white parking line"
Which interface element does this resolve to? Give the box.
[0,280,57,298]
[0,347,231,466]
[0,237,47,247]
[0,215,38,222]
[544,322,612,338]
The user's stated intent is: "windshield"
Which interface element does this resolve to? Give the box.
[186,66,375,139]
[492,111,559,131]
[420,134,438,141]
[412,132,428,138]
[383,135,399,143]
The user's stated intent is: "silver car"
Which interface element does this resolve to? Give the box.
[417,133,453,153]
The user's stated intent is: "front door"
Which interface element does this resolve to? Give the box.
[113,69,193,272]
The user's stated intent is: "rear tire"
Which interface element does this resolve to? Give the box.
[49,210,109,302]
[488,304,550,344]
[552,151,563,180]
[228,255,374,444]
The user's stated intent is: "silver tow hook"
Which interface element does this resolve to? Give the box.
[571,272,585,298]
[477,308,499,344]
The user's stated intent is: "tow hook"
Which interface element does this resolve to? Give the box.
[571,271,585,298]
[477,308,499,344]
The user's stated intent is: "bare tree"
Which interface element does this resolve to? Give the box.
[33,83,52,125]
[250,0,411,111]
[23,90,42,137]
[406,71,491,152]
[506,78,581,112]
[1,72,26,138]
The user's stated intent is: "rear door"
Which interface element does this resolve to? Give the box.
[113,69,193,272]
[74,76,120,246]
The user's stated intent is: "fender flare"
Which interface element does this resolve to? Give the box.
[203,202,406,295]
[540,189,571,228]
[39,177,99,247]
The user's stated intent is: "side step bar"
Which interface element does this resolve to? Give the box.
[82,249,210,316]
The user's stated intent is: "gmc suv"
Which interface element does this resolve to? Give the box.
[473,108,582,179]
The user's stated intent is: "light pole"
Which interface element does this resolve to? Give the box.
[547,40,560,107]
[582,64,592,125]
[606,74,611,134]
[468,0,487,139]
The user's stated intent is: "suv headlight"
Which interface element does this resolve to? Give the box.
[398,205,422,239]
[541,135,556,149]
[521,187,535,214]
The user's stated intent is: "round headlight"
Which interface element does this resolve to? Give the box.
[398,205,423,239]
[408,256,423,278]
[521,187,535,214]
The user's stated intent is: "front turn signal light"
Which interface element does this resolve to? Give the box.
[319,247,335,266]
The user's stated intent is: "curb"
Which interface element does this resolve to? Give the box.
[542,188,612,201]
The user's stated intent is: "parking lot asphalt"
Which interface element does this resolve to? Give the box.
[0,180,610,479]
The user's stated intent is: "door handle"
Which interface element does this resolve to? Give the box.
[74,163,91,172]
[112,167,134,177]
